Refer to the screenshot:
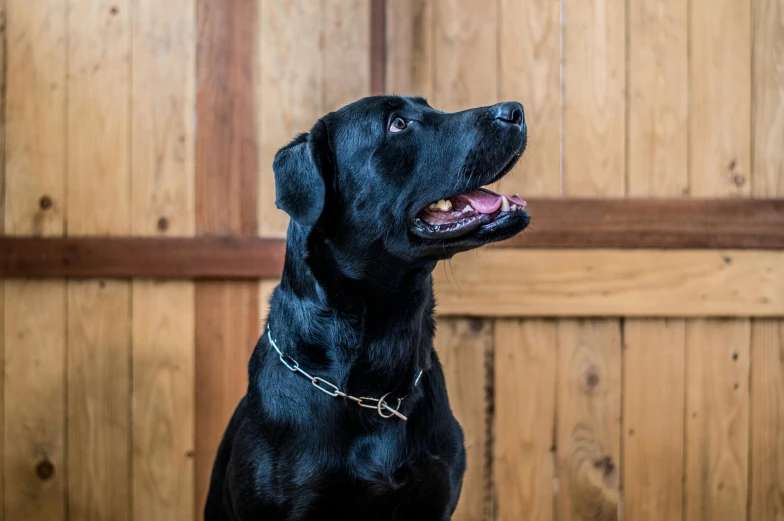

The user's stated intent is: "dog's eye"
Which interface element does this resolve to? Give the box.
[389,117,407,133]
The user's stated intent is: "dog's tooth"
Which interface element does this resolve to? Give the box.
[431,199,452,211]
[500,196,510,212]
[463,204,474,213]
[510,204,517,211]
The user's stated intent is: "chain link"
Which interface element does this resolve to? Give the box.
[267,326,421,421]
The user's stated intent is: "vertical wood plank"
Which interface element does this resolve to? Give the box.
[688,2,753,519]
[0,0,5,515]
[690,0,751,196]
[556,319,621,521]
[385,0,413,95]
[195,0,259,514]
[432,0,498,111]
[4,281,66,521]
[627,0,688,197]
[370,0,386,95]
[498,0,561,197]
[412,0,433,100]
[385,0,433,100]
[3,0,67,520]
[750,320,784,521]
[750,4,784,518]
[324,0,370,111]
[131,0,196,519]
[258,0,324,238]
[67,281,132,521]
[66,0,132,520]
[622,319,685,521]
[131,282,195,521]
[685,320,750,521]
[494,319,556,521]
[563,0,625,196]
[4,0,66,237]
[752,0,784,197]
[560,2,624,519]
[624,3,689,519]
[436,318,492,521]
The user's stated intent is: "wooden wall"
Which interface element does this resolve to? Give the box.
[0,1,782,521]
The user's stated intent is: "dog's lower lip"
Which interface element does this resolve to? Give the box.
[410,208,528,240]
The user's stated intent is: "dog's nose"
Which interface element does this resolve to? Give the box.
[492,102,525,128]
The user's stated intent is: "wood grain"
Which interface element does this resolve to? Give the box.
[432,0,497,111]
[563,0,625,196]
[622,319,685,521]
[750,4,784,519]
[687,5,753,520]
[4,281,66,521]
[0,1,5,515]
[195,0,260,512]
[131,0,196,519]
[690,0,751,197]
[685,320,750,521]
[624,4,689,517]
[66,1,132,520]
[0,236,287,278]
[4,0,66,236]
[411,0,433,100]
[324,0,370,111]
[432,249,784,317]
[504,198,784,249]
[750,320,784,521]
[194,281,258,514]
[753,0,784,196]
[494,319,556,521]
[196,0,256,236]
[3,0,67,519]
[67,281,131,521]
[497,0,561,197]
[627,0,688,197]
[436,318,493,521]
[258,0,323,237]
[370,0,386,95]
[385,0,414,95]
[132,281,195,521]
[556,319,621,521]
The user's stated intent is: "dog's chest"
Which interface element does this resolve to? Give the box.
[242,431,457,520]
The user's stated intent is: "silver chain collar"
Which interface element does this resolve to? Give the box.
[267,325,423,421]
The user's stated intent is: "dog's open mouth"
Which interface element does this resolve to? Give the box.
[411,187,527,240]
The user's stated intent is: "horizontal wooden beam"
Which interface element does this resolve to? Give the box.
[0,199,782,278]
[0,236,286,279]
[432,249,784,317]
[502,198,784,249]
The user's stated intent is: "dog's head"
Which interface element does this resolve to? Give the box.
[274,96,529,280]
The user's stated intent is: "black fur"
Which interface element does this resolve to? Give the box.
[206,96,528,521]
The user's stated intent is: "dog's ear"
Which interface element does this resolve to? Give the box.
[273,121,330,226]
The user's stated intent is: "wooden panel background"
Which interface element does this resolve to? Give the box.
[0,2,781,521]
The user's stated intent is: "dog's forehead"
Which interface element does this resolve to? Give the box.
[332,95,434,122]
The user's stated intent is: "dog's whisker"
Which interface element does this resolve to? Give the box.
[447,258,461,294]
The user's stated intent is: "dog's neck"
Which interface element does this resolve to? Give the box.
[267,225,436,397]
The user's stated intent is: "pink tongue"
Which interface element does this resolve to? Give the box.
[460,189,527,214]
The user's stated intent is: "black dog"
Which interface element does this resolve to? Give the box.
[205,96,529,521]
